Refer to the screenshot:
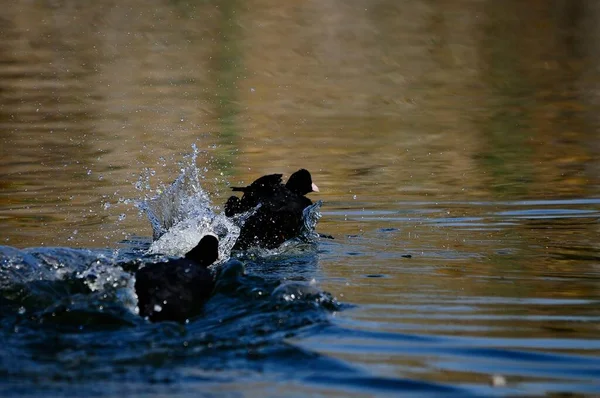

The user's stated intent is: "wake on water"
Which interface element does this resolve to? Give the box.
[138,144,323,261]
[0,145,328,329]
[0,145,343,394]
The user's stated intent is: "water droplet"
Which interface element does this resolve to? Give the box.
[87,169,92,175]
[153,304,163,312]
[353,195,357,200]
[18,306,26,315]
[118,214,126,221]
[103,202,111,210]
[491,374,507,387]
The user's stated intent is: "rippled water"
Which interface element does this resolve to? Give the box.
[2,0,600,396]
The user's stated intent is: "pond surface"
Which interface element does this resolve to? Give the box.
[1,0,600,396]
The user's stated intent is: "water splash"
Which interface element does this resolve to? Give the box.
[136,145,323,259]
[137,145,209,238]
[0,246,138,315]
[137,144,239,259]
[302,200,323,240]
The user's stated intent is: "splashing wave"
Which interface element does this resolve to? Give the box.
[137,145,239,259]
[137,145,322,259]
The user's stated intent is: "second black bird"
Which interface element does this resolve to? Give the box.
[225,169,319,250]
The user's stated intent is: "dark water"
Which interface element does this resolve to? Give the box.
[2,0,600,396]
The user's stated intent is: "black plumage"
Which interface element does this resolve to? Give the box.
[224,173,283,217]
[134,235,219,323]
[225,169,319,250]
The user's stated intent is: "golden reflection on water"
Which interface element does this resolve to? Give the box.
[1,0,599,248]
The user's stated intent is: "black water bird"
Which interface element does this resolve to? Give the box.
[224,173,284,217]
[224,169,319,250]
[134,235,219,323]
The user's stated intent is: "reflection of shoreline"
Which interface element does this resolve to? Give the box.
[0,0,599,247]
[476,0,596,198]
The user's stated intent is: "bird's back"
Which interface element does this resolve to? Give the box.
[226,174,284,216]
[135,258,214,322]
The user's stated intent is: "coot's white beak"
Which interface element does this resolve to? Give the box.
[311,183,320,192]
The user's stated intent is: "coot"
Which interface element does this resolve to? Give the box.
[135,235,219,322]
[225,169,319,250]
[224,173,283,217]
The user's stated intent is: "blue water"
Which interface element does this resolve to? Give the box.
[0,249,484,398]
[2,158,599,397]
